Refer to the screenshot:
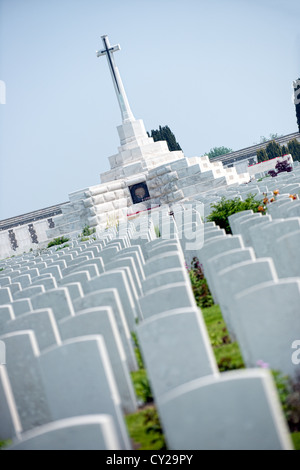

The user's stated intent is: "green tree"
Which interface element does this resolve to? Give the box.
[148,125,182,152]
[257,148,268,162]
[281,145,289,156]
[287,139,300,162]
[265,140,282,160]
[206,146,233,160]
[206,194,265,234]
[270,133,283,140]
[256,133,283,144]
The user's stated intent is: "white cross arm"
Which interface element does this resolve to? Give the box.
[96,44,121,57]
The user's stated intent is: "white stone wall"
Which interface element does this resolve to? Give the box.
[0,219,52,260]
[46,154,251,239]
[248,154,293,176]
[0,118,251,259]
[0,230,12,259]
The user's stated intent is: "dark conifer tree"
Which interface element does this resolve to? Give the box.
[257,148,268,162]
[265,140,282,160]
[149,125,182,151]
[287,139,300,162]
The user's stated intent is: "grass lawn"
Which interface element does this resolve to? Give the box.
[0,440,11,449]
[292,432,300,450]
[201,304,245,371]
[126,304,246,449]
[202,305,299,450]
[125,406,166,450]
[126,303,299,450]
[131,369,153,404]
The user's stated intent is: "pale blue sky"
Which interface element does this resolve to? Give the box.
[0,0,299,219]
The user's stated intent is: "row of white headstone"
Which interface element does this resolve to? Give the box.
[0,197,296,450]
[195,162,300,220]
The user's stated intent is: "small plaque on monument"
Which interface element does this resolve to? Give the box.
[129,182,151,204]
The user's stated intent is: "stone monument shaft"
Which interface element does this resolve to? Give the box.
[97,35,135,123]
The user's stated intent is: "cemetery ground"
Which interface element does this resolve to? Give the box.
[125,301,300,450]
[0,254,299,450]
[1,180,300,450]
[124,189,300,450]
[124,255,300,450]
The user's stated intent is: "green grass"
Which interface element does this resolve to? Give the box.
[81,225,96,237]
[0,439,11,449]
[55,243,69,251]
[201,304,245,372]
[126,303,245,450]
[292,432,300,450]
[154,226,161,238]
[126,334,165,449]
[125,407,166,450]
[130,333,153,405]
[131,369,153,404]
[131,332,144,370]
[47,236,69,248]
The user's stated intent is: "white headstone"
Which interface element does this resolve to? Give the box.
[137,307,218,398]
[39,335,131,449]
[0,305,15,328]
[234,279,300,377]
[142,268,189,293]
[144,252,185,277]
[61,282,84,301]
[31,288,75,322]
[8,415,121,450]
[11,298,32,317]
[238,215,272,246]
[0,330,52,432]
[273,230,300,278]
[158,369,292,450]
[3,309,61,351]
[86,271,138,331]
[59,271,91,294]
[13,285,45,301]
[228,210,253,233]
[0,287,13,305]
[0,365,22,441]
[139,283,196,319]
[215,258,278,339]
[73,288,137,371]
[58,307,137,413]
[205,247,255,303]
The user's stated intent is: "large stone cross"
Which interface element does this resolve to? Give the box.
[97,35,135,123]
